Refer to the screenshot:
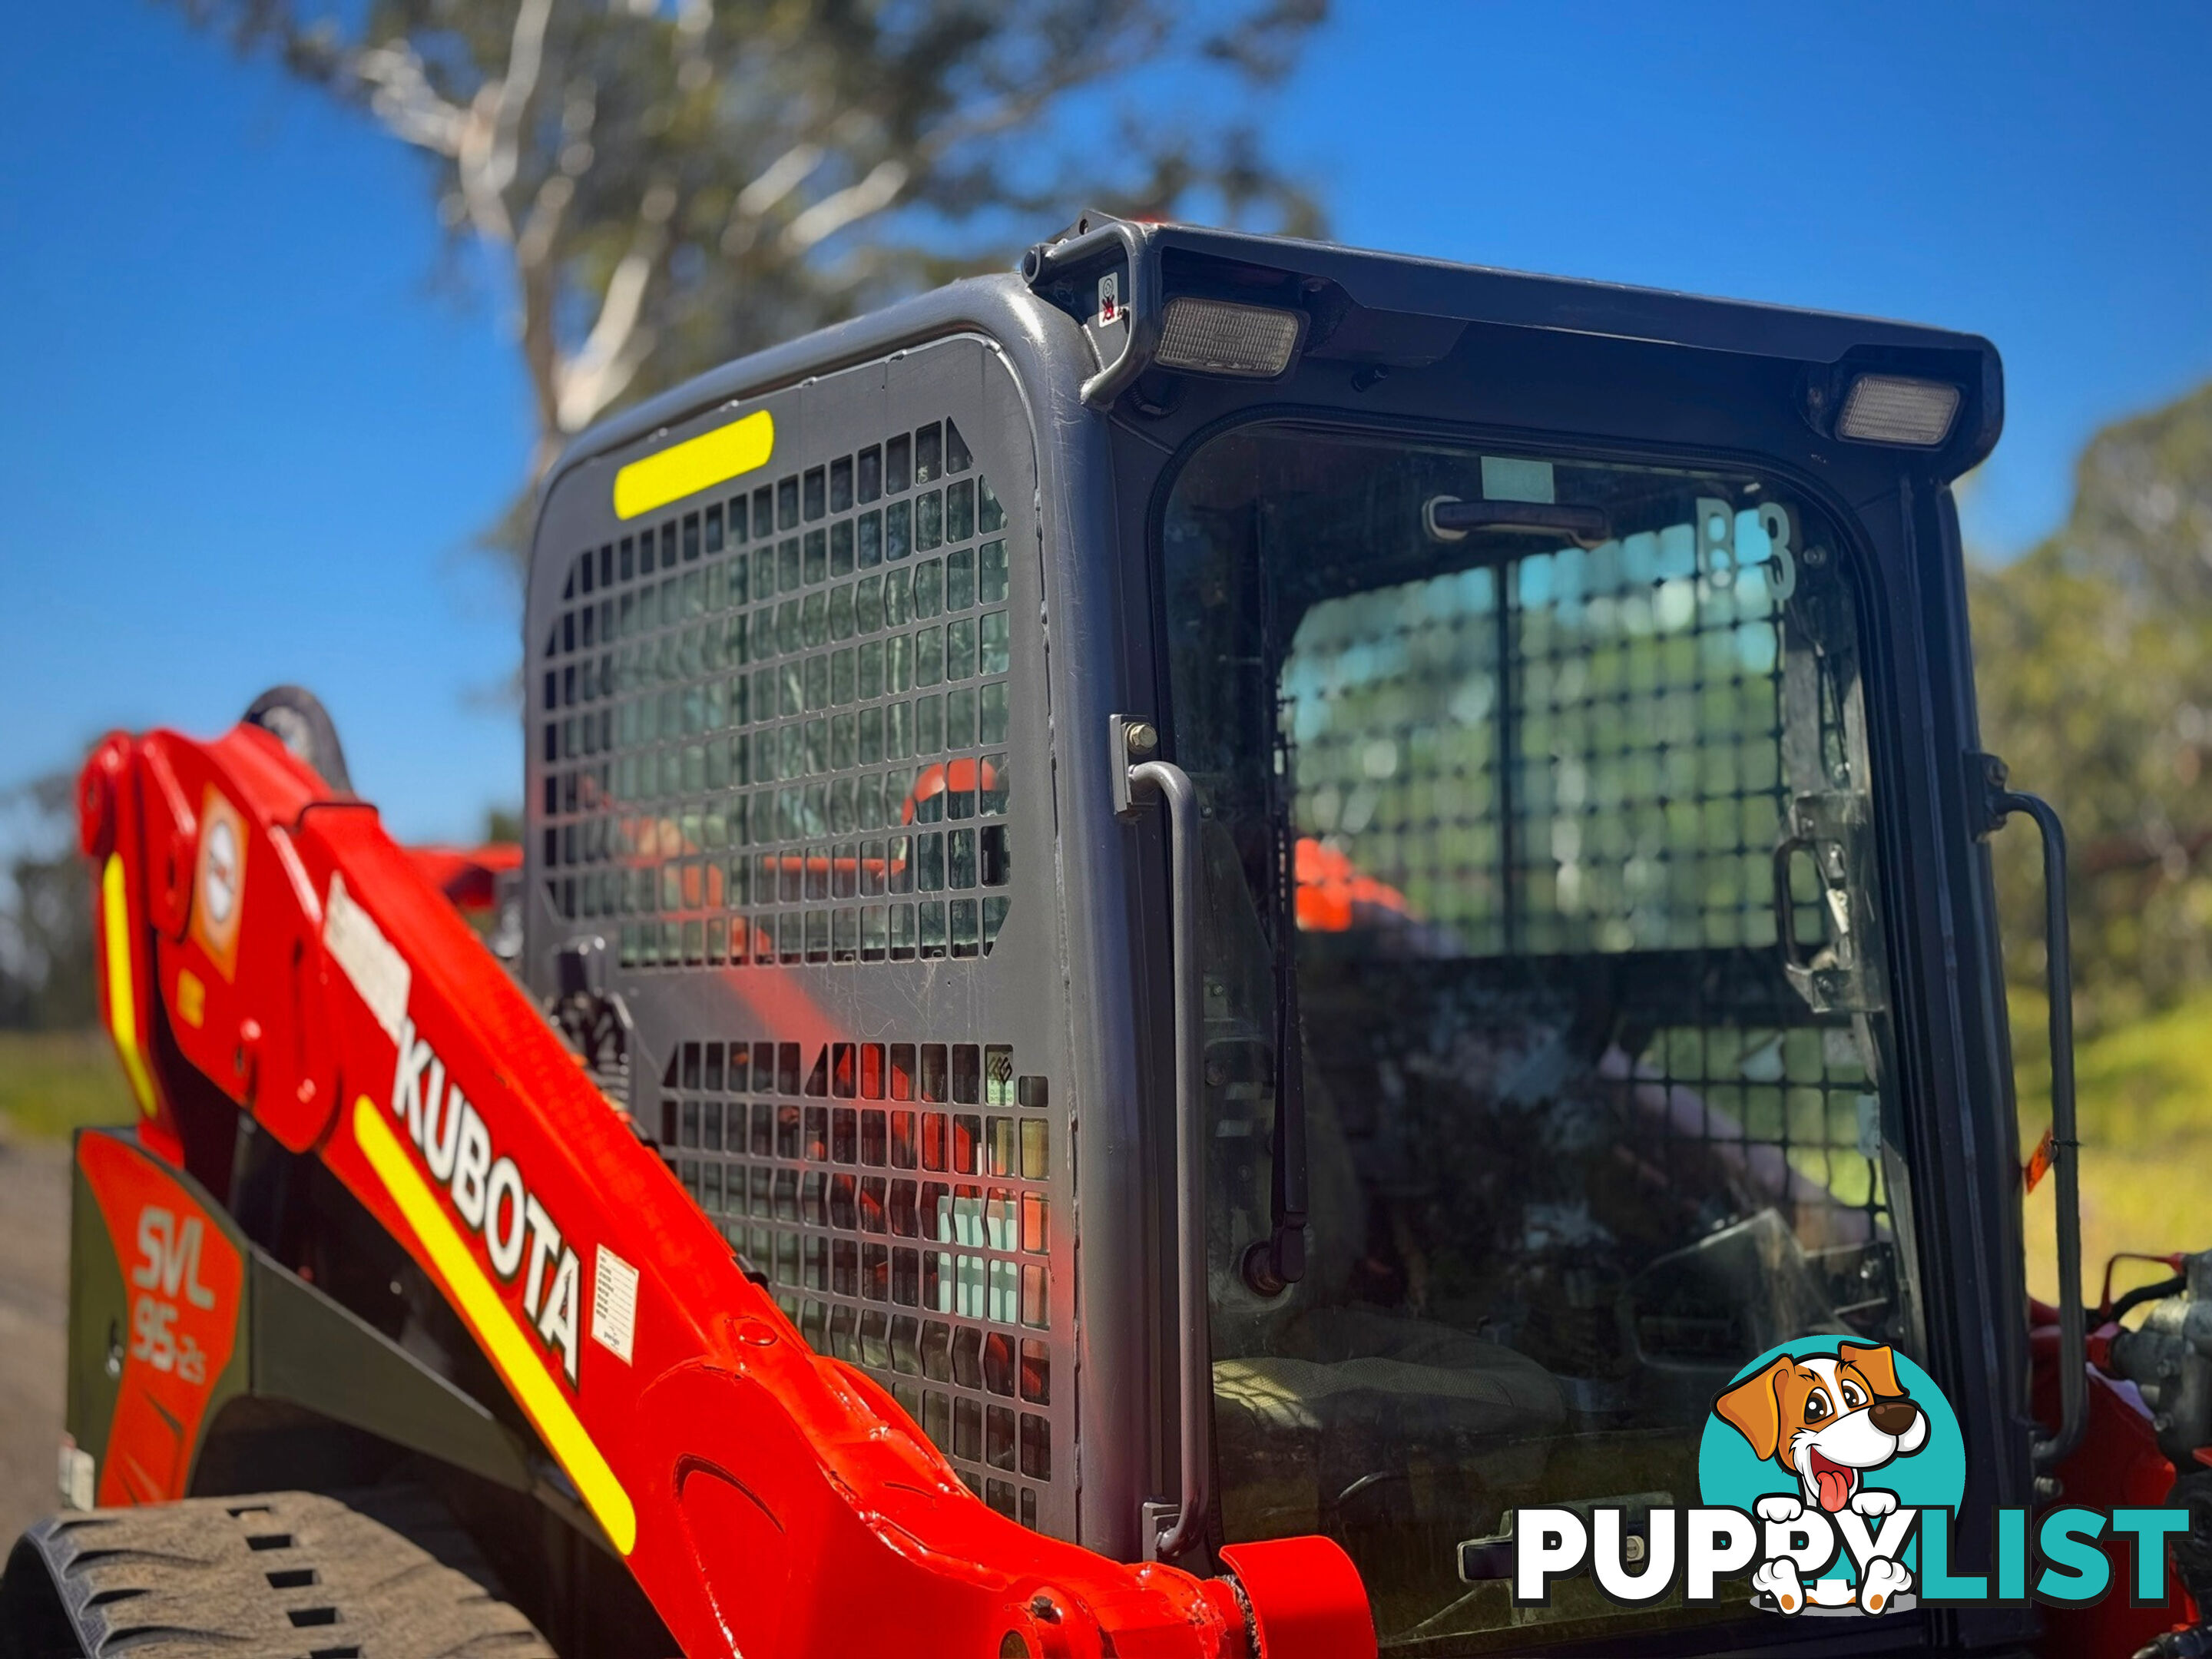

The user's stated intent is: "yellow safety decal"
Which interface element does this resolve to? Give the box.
[353,1096,637,1555]
[101,856,157,1118]
[612,409,773,521]
[177,969,207,1029]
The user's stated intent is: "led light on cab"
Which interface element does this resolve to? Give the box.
[1153,296,1305,379]
[1834,374,1961,448]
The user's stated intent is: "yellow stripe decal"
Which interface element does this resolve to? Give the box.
[101,856,156,1118]
[352,1097,637,1555]
[612,409,774,521]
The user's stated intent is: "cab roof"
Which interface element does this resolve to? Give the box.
[1050,214,1998,373]
[549,212,2002,495]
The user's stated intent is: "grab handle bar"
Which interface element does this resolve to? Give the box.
[1114,716,1209,1558]
[1974,753,2085,1478]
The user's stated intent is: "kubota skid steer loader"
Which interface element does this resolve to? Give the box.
[9,214,2209,1659]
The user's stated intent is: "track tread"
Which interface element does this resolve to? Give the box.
[4,1488,555,1658]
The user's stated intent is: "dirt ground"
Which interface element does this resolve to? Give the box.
[0,1124,68,1545]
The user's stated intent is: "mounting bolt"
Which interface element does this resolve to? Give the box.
[1110,714,1160,820]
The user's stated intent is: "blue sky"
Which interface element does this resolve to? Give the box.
[4,0,2208,846]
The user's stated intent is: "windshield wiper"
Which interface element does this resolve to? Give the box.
[1247,508,1310,1296]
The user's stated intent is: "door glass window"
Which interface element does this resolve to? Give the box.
[1160,427,1913,1651]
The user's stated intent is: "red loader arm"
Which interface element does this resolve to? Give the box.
[79,720,1373,1659]
[403,840,522,919]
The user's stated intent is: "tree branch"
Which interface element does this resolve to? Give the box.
[169,0,1336,539]
[353,41,468,156]
[355,0,552,244]
[782,159,909,253]
[552,184,675,438]
[738,141,828,220]
[515,172,575,274]
[919,33,1157,164]
[472,0,554,224]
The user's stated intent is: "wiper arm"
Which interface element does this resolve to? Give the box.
[1247,520,1310,1297]
[1244,1030,1309,1294]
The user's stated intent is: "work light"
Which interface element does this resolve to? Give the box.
[1834,373,1962,448]
[1153,296,1304,379]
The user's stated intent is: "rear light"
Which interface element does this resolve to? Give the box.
[1154,296,1304,379]
[1834,373,1961,447]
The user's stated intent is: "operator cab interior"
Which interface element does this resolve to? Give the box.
[1161,426,1910,1650]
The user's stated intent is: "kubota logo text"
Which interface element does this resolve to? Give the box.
[392,1017,583,1384]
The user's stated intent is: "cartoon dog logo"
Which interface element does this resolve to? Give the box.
[1714,1342,1928,1614]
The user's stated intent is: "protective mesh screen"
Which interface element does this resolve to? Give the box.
[535,400,1068,1534]
[1287,511,1788,958]
[1284,503,1889,1257]
[537,418,1015,969]
[659,1035,1058,1527]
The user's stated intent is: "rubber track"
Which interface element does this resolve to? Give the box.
[5,1487,554,1657]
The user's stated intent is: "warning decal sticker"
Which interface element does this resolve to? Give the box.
[591,1244,638,1366]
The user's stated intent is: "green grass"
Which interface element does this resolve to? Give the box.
[0,1029,139,1141]
[2013,985,2212,1306]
